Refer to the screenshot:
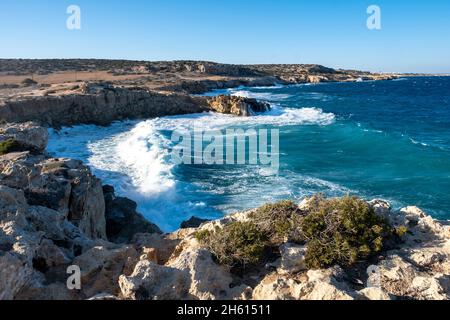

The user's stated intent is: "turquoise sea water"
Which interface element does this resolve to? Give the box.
[48,77,450,231]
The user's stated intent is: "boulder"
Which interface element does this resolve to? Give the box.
[410,275,449,300]
[358,287,392,300]
[103,185,161,243]
[0,186,38,299]
[276,243,307,275]
[180,216,210,229]
[0,122,48,152]
[73,245,139,297]
[119,260,191,300]
[207,95,270,116]
[167,248,240,300]
[68,170,106,239]
[120,247,244,300]
[252,268,354,300]
[0,153,107,240]
[368,199,392,220]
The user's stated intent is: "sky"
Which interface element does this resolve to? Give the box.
[0,0,449,73]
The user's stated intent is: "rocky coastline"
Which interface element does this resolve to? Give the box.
[0,60,399,126]
[0,121,449,300]
[1,60,448,301]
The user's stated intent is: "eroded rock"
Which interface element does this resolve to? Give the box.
[207,95,270,116]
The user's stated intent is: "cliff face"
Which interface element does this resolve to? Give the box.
[1,123,449,301]
[0,82,277,127]
[0,84,208,127]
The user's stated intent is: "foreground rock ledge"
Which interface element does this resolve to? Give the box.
[1,122,449,300]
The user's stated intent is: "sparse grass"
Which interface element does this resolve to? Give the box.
[0,139,23,155]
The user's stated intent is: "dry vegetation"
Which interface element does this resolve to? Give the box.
[196,195,406,270]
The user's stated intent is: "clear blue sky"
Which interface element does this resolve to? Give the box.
[1,0,449,73]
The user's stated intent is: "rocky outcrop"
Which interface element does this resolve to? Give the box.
[123,202,448,301]
[207,95,271,116]
[0,123,158,299]
[103,185,162,243]
[180,216,210,229]
[0,151,106,239]
[0,84,209,127]
[0,122,48,153]
[0,82,275,127]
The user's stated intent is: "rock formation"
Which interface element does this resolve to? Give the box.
[0,84,209,127]
[207,95,271,116]
[0,59,401,127]
[113,201,450,301]
[0,122,161,299]
[103,185,162,244]
[0,122,48,153]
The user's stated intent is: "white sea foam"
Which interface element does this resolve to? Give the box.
[409,138,429,147]
[230,89,293,101]
[149,106,335,131]
[47,104,337,231]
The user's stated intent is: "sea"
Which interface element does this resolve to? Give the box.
[47,76,450,231]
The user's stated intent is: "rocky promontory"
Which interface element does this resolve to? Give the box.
[1,122,449,300]
[207,95,271,116]
[0,82,272,127]
[0,59,401,126]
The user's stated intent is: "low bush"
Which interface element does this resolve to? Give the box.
[249,200,304,245]
[200,222,268,267]
[197,195,399,270]
[21,78,38,86]
[0,139,23,155]
[301,195,391,268]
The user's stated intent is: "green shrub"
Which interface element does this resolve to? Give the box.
[205,221,268,267]
[21,78,38,86]
[194,230,211,242]
[197,196,399,271]
[0,139,23,155]
[395,225,409,238]
[301,195,390,269]
[249,200,303,245]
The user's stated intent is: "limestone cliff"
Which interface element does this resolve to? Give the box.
[0,82,275,127]
[0,84,208,127]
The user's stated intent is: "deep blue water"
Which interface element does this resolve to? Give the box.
[229,77,450,219]
[48,76,450,230]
